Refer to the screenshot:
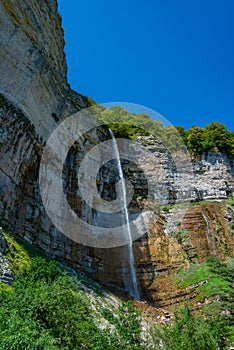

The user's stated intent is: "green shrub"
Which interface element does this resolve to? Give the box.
[0,255,143,350]
[174,257,234,348]
[98,105,234,157]
[149,305,224,350]
[101,301,142,350]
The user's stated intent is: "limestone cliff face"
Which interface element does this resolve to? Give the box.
[0,227,14,285]
[145,201,234,306]
[136,135,234,204]
[0,0,85,139]
[0,0,233,305]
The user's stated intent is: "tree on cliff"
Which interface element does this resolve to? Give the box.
[203,122,234,155]
[186,126,205,154]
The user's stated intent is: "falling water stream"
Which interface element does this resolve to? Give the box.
[201,210,218,257]
[109,130,140,299]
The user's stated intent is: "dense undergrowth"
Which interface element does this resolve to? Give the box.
[0,230,233,349]
[0,232,143,350]
[0,258,143,350]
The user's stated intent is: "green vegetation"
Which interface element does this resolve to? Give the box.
[153,199,218,216]
[3,231,36,272]
[1,231,233,349]
[171,230,190,244]
[0,258,101,350]
[89,104,234,157]
[154,196,234,218]
[0,231,143,350]
[175,257,234,300]
[108,122,150,138]
[173,258,234,348]
[177,122,234,156]
[156,200,208,212]
[100,302,142,349]
[0,256,144,350]
[224,194,234,207]
[150,257,234,349]
[83,96,97,107]
[149,305,227,350]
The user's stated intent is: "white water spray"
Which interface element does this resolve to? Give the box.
[109,130,140,299]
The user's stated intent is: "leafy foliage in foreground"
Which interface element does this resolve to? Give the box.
[0,258,96,349]
[1,231,233,349]
[0,255,143,350]
[150,305,225,350]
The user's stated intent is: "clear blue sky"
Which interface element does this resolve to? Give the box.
[57,0,234,131]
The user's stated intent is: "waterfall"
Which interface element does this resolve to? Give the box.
[109,130,140,299]
[201,210,218,257]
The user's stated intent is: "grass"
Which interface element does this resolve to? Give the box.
[155,194,234,214]
[3,231,46,272]
[0,228,144,349]
[154,201,208,214]
[3,228,105,296]
[175,257,234,301]
[225,194,234,206]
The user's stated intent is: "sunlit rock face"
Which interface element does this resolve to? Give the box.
[144,202,234,306]
[0,0,233,303]
[135,135,234,204]
[0,0,85,139]
[191,151,234,200]
[0,228,14,285]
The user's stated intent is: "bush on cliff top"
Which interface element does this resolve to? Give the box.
[93,104,234,156]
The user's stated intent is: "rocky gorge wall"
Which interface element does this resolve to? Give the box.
[0,0,234,304]
[0,0,85,139]
[136,135,234,204]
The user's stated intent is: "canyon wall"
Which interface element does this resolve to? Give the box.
[0,0,233,303]
[0,0,85,139]
[136,135,234,204]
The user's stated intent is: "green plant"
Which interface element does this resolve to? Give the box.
[0,242,144,350]
[97,105,234,157]
[174,258,234,347]
[101,301,142,350]
[3,232,32,272]
[172,230,190,244]
[0,257,102,349]
[149,305,226,350]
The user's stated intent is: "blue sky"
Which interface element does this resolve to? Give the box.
[58,0,234,131]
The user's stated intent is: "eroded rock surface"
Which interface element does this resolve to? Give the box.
[0,0,85,139]
[0,227,14,285]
